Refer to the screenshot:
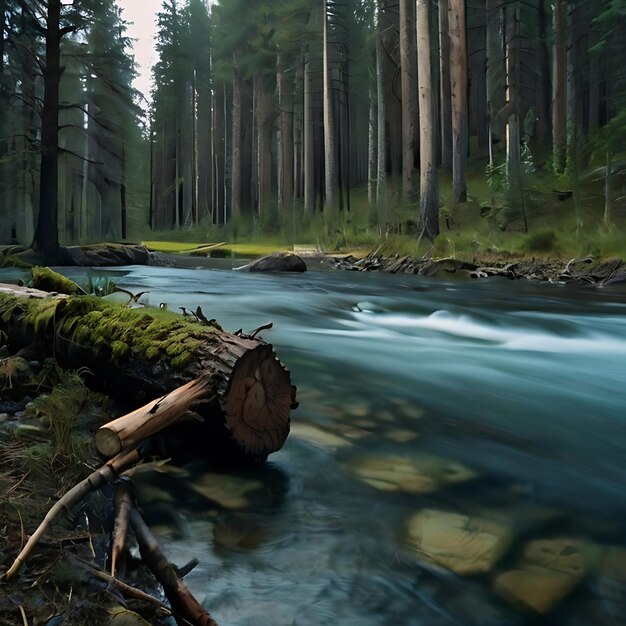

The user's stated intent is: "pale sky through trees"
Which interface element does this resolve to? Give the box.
[118,0,162,101]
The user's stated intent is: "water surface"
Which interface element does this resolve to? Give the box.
[36,266,626,624]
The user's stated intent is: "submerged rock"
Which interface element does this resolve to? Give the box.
[348,453,477,494]
[494,538,587,614]
[290,421,351,448]
[191,472,264,509]
[406,509,513,575]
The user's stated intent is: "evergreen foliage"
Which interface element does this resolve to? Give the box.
[0,0,625,253]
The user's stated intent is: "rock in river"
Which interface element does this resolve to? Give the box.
[348,453,477,494]
[406,509,513,575]
[239,252,307,272]
[494,538,587,614]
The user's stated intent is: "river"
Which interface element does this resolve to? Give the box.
[27,264,626,624]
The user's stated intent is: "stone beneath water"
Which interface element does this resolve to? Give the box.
[290,421,351,448]
[348,453,477,494]
[242,252,307,273]
[384,428,418,443]
[406,509,513,575]
[592,546,626,623]
[191,472,264,509]
[494,538,587,614]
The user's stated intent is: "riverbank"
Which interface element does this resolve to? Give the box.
[324,252,626,287]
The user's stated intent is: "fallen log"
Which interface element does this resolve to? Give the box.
[0,283,297,462]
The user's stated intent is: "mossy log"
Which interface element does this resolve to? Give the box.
[0,283,297,462]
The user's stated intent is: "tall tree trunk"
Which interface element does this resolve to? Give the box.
[375,29,387,223]
[231,58,242,219]
[566,4,582,230]
[32,0,62,262]
[367,67,377,209]
[604,147,613,229]
[505,2,527,232]
[191,72,198,226]
[323,1,338,220]
[449,0,468,203]
[486,0,505,165]
[255,75,273,214]
[417,0,439,240]
[0,0,6,242]
[303,51,315,215]
[399,0,416,201]
[277,51,294,219]
[552,0,567,173]
[535,0,552,148]
[293,53,303,203]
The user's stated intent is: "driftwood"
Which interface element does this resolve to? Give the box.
[2,448,140,581]
[130,508,218,626]
[0,282,297,462]
[96,375,215,457]
[111,479,134,577]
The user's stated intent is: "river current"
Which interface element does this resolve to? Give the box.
[31,265,626,624]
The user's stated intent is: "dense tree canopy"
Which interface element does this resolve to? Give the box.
[0,0,625,255]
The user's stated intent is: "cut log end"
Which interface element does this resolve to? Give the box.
[221,344,296,456]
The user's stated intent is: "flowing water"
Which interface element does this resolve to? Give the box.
[23,264,626,624]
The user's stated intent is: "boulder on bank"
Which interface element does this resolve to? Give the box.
[239,252,307,273]
[13,243,153,267]
[64,243,152,266]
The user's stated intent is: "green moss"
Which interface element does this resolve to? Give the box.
[0,291,216,370]
[0,291,63,333]
[56,297,211,368]
[32,267,84,295]
[111,340,129,358]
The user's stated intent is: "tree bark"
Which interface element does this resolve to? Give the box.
[449,0,468,203]
[417,0,439,240]
[303,50,315,215]
[323,1,338,219]
[375,26,387,222]
[31,0,62,263]
[130,509,219,626]
[486,0,505,165]
[367,67,377,209]
[277,51,294,219]
[399,0,416,202]
[552,0,567,173]
[0,284,297,462]
[535,0,552,147]
[231,57,242,219]
[255,75,274,215]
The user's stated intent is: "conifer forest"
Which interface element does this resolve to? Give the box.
[0,0,625,260]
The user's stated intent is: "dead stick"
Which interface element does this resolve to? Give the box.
[95,375,216,458]
[111,479,134,578]
[129,508,218,626]
[248,322,273,339]
[90,569,172,614]
[1,448,140,582]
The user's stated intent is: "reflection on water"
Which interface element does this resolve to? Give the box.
[13,264,626,624]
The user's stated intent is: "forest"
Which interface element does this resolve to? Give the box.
[0,0,625,263]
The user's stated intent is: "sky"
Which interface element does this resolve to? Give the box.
[118,0,162,103]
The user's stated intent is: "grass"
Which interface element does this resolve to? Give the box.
[134,151,625,265]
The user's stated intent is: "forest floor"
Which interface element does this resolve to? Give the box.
[142,160,626,279]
